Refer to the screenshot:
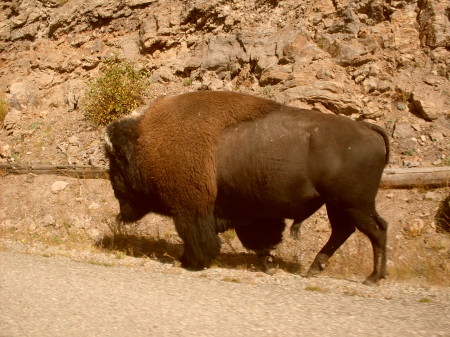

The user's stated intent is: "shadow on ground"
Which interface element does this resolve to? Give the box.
[96,234,304,275]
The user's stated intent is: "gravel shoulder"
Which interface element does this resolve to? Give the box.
[1,246,449,337]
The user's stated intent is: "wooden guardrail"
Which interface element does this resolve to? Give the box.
[0,164,449,189]
[380,167,449,189]
[0,164,109,179]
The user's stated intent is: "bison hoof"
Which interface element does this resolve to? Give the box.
[363,275,381,286]
[257,254,278,275]
[306,262,326,277]
[362,279,378,286]
[179,254,207,271]
[290,228,300,240]
[264,267,278,276]
[306,269,319,278]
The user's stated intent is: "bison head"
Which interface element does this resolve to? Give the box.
[105,117,151,223]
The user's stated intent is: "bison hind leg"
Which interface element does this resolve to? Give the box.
[308,204,388,285]
[234,217,286,274]
[361,212,388,285]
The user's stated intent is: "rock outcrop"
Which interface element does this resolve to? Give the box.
[0,0,448,167]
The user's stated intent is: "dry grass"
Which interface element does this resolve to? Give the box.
[0,93,8,126]
[305,285,327,292]
[1,202,448,286]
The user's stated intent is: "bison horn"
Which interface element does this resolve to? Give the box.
[104,131,114,153]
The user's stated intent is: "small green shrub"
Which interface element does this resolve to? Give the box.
[261,85,272,96]
[183,78,193,87]
[83,57,150,126]
[0,94,8,126]
[437,65,447,77]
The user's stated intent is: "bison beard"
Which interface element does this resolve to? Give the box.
[105,91,389,285]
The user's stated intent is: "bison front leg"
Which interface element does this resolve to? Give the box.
[174,212,221,271]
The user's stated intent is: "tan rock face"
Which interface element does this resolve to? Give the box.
[0,0,448,168]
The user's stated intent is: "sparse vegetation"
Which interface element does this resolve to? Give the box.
[183,78,193,86]
[437,65,446,77]
[28,122,43,130]
[419,297,432,303]
[435,195,450,232]
[114,251,126,259]
[222,276,241,283]
[261,85,272,96]
[83,57,150,126]
[401,149,415,156]
[305,285,327,292]
[392,88,413,103]
[388,250,448,286]
[87,259,114,267]
[0,93,8,126]
[223,229,236,240]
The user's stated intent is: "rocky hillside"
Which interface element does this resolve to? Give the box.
[0,0,449,284]
[0,0,449,167]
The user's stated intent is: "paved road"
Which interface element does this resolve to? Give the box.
[1,251,448,337]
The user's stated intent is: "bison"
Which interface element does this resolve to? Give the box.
[105,91,389,285]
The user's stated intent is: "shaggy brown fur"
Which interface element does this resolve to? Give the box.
[122,91,282,269]
[136,91,281,210]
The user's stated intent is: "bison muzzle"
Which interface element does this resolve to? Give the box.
[104,91,389,285]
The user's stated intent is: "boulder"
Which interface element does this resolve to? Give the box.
[2,108,21,131]
[394,122,417,155]
[238,28,279,74]
[183,35,246,78]
[9,82,36,111]
[0,142,12,159]
[150,66,175,83]
[259,65,292,86]
[139,15,159,53]
[327,40,372,67]
[408,90,439,121]
[64,80,84,112]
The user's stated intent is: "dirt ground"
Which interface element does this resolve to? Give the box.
[1,172,448,286]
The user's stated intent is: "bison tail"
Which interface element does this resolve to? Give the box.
[359,121,390,165]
